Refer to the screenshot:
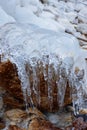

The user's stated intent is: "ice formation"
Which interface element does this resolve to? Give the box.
[0,0,87,112]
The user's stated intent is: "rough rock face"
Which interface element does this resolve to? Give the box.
[0,60,71,112]
[8,125,24,130]
[4,108,62,130]
[0,60,23,100]
[28,118,61,130]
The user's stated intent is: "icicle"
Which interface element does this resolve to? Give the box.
[48,64,53,111]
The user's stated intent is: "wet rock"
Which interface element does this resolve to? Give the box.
[28,107,46,120]
[4,108,62,130]
[0,60,71,112]
[8,125,24,130]
[28,118,61,130]
[5,109,27,123]
[0,60,23,100]
[3,92,25,110]
[27,108,62,130]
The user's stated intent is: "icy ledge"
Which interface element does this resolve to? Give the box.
[0,23,87,112]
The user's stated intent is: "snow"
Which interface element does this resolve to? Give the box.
[0,6,15,27]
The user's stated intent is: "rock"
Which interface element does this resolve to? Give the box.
[0,97,3,110]
[72,118,87,130]
[76,24,87,35]
[0,122,5,129]
[78,8,87,24]
[0,118,5,129]
[8,125,24,130]
[47,111,73,128]
[79,109,87,114]
[40,0,48,4]
[28,118,61,130]
[3,92,25,110]
[79,40,87,47]
[27,108,62,130]
[5,109,27,123]
[65,117,87,130]
[0,60,23,100]
[4,108,62,130]
[0,60,71,112]
[28,107,46,120]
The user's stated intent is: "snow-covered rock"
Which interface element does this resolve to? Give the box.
[76,24,87,35]
[78,8,87,23]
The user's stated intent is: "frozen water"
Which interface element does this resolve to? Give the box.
[0,0,87,112]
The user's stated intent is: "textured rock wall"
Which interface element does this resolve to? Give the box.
[0,60,71,112]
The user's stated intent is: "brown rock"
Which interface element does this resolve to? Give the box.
[28,118,61,130]
[27,108,62,130]
[8,125,24,130]
[5,109,27,122]
[0,118,5,129]
[28,107,46,120]
[3,92,25,110]
[4,108,62,130]
[0,60,23,100]
[0,60,71,112]
[79,109,87,114]
[72,118,87,130]
[0,122,5,129]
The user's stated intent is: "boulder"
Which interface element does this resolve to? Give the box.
[5,109,27,123]
[28,118,61,130]
[4,108,62,130]
[0,60,71,112]
[8,125,25,130]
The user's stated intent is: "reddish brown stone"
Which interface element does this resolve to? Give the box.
[28,118,62,130]
[0,60,71,112]
[72,118,87,130]
[0,60,23,100]
[8,125,24,130]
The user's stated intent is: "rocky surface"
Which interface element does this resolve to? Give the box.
[3,108,62,130]
[0,60,71,112]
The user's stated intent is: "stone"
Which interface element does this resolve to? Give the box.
[27,108,62,130]
[0,60,71,112]
[0,60,23,99]
[0,97,3,110]
[28,118,62,130]
[0,122,5,129]
[76,24,87,35]
[79,109,87,114]
[5,109,27,123]
[3,92,25,110]
[0,118,5,129]
[72,118,87,130]
[8,125,25,130]
[78,8,87,24]
[28,107,46,120]
[4,108,62,130]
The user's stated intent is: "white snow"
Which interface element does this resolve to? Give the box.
[0,6,15,27]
